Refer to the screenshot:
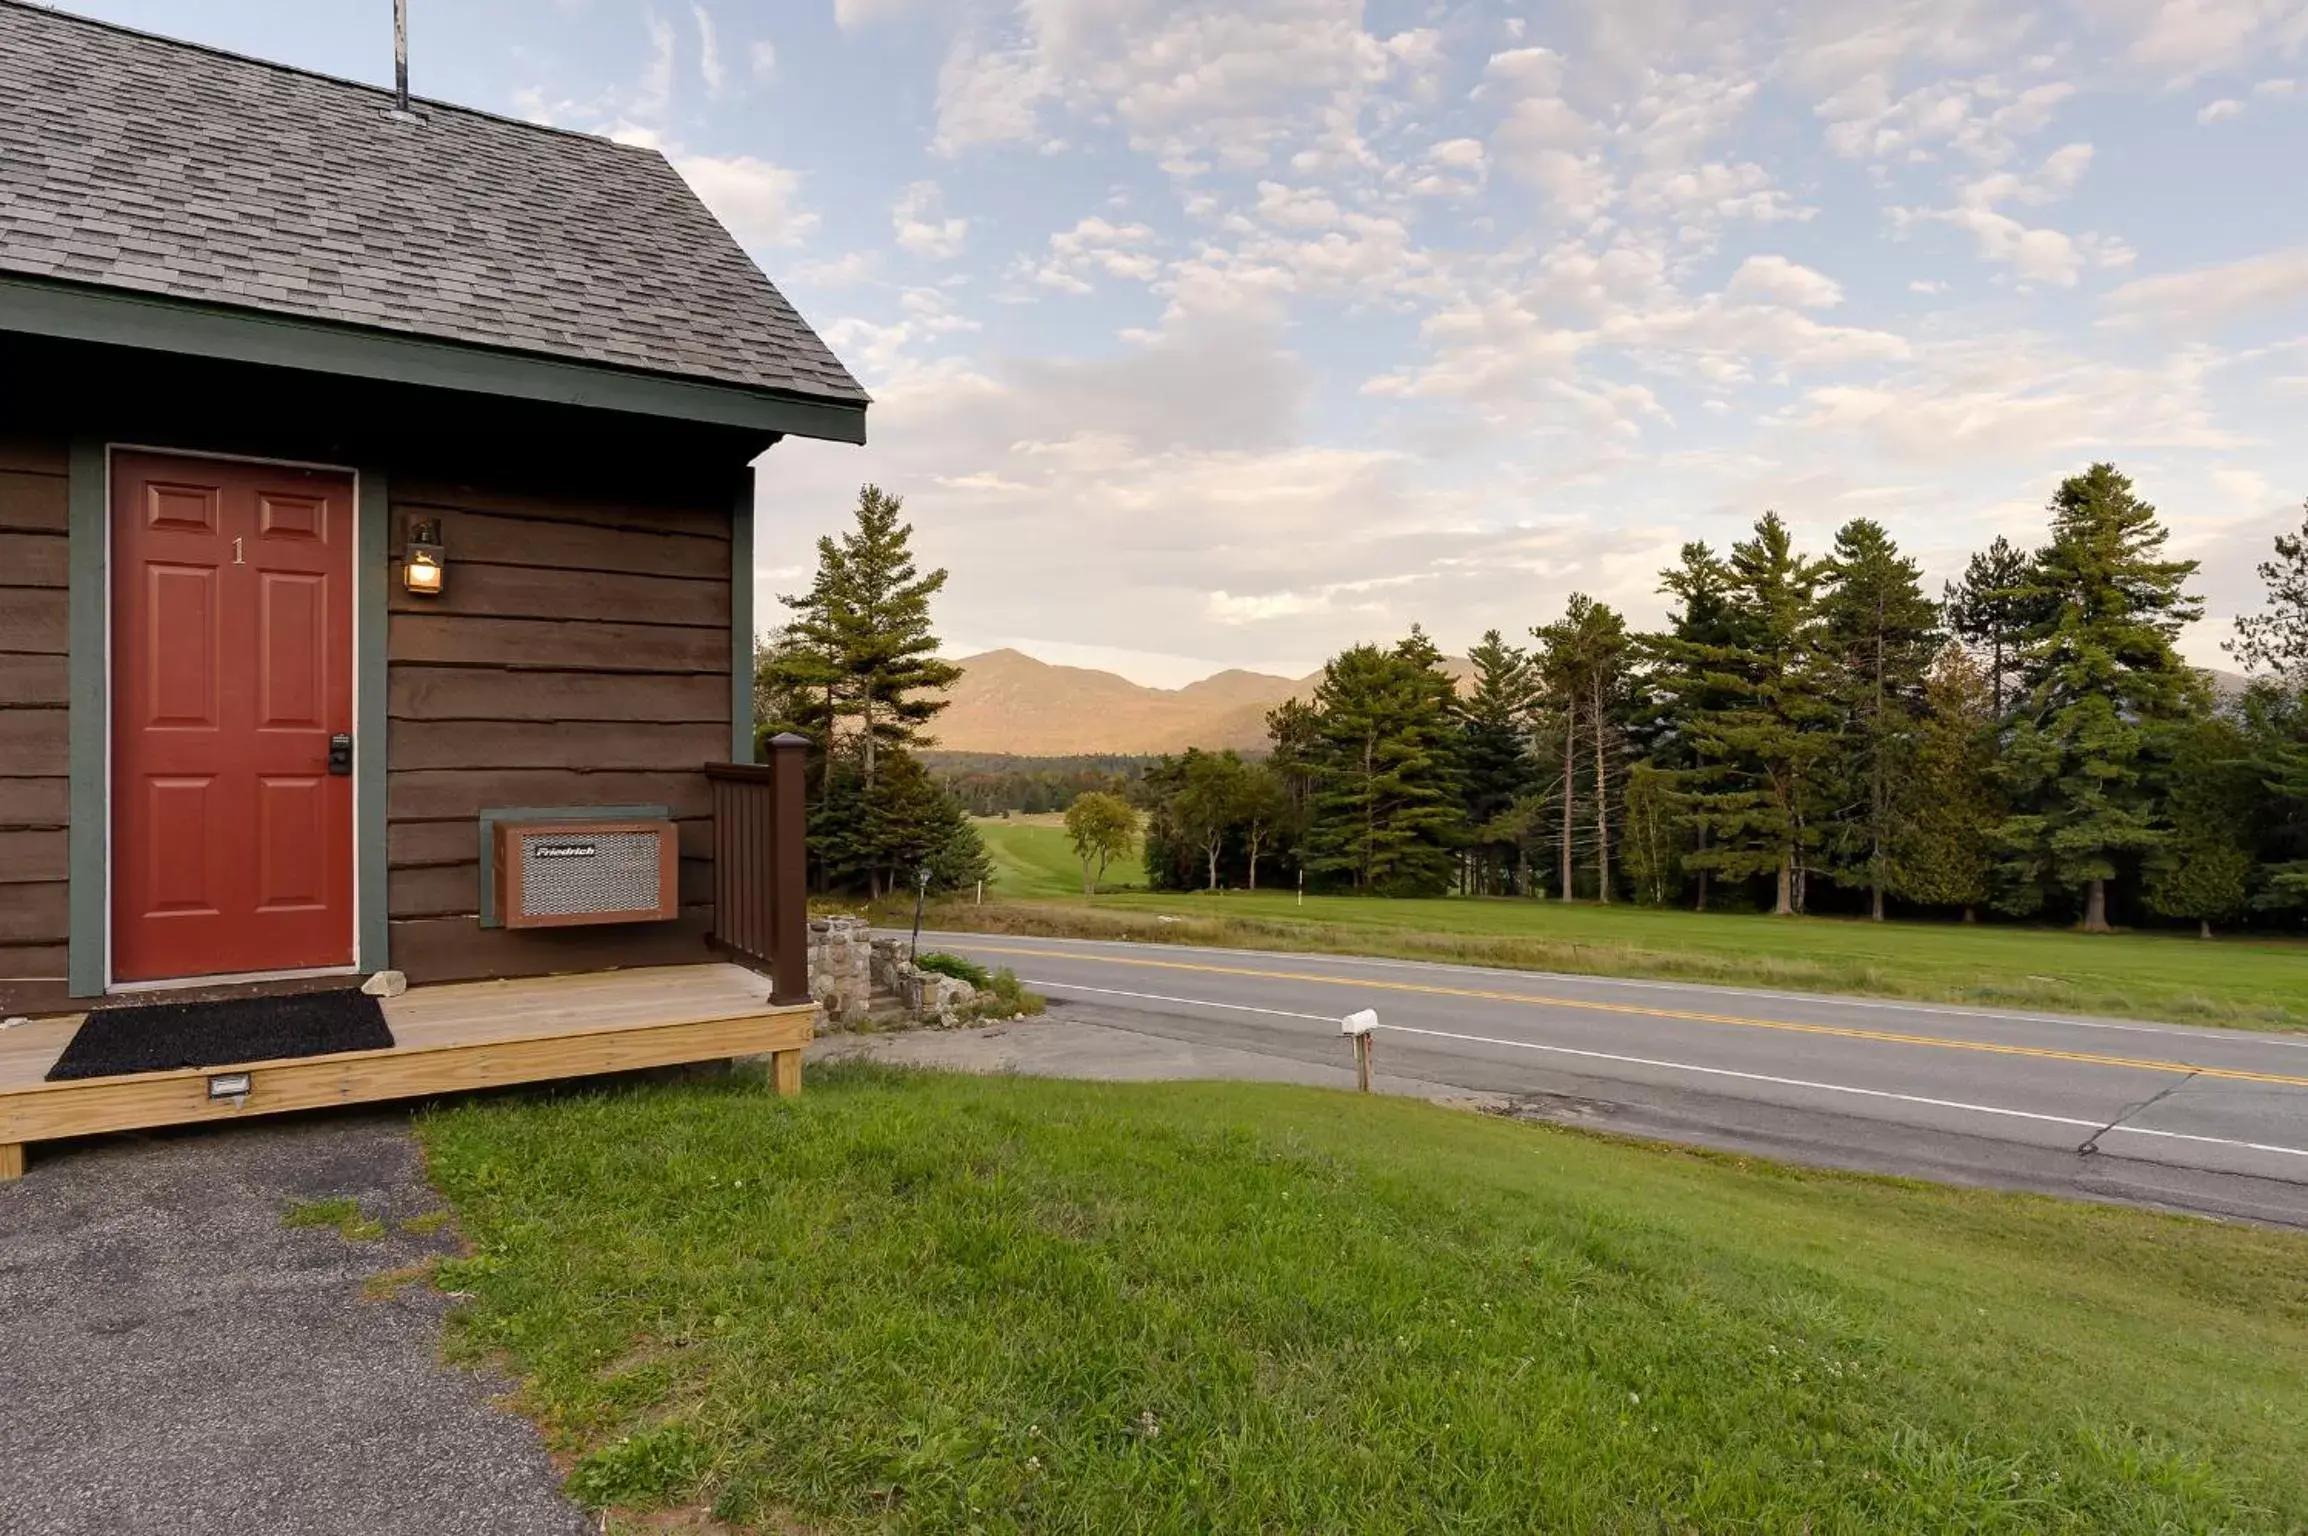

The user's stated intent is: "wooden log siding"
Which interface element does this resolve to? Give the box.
[0,437,70,1015]
[384,483,735,983]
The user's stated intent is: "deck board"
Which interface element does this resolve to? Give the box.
[0,963,813,1174]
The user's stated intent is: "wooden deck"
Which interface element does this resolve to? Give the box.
[0,964,814,1180]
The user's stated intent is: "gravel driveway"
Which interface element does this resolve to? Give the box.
[0,1113,586,1536]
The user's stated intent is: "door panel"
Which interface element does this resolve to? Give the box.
[112,451,356,983]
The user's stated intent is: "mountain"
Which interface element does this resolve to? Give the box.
[927,649,1477,757]
[929,650,1315,756]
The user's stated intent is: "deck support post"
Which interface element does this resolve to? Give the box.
[767,732,812,1008]
[0,1143,23,1182]
[771,1048,803,1098]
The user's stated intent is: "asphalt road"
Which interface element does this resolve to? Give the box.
[920,930,2308,1227]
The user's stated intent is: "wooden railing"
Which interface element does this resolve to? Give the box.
[704,734,811,1005]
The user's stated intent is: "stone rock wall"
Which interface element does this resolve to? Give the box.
[808,916,981,1030]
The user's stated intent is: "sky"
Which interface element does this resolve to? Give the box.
[59,0,2308,686]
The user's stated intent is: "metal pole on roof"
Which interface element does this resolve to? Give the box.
[393,0,409,114]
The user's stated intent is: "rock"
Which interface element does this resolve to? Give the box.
[360,970,408,998]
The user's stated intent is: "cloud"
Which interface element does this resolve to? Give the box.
[1024,216,1162,294]
[1786,337,2235,464]
[2103,244,2308,330]
[1726,255,1844,309]
[1908,144,2129,287]
[670,153,818,249]
[933,33,1055,156]
[693,5,725,97]
[2120,0,2308,81]
[635,12,676,121]
[750,38,776,79]
[2197,96,2245,120]
[893,181,969,260]
[834,0,915,26]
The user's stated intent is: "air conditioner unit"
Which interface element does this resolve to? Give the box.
[490,817,678,929]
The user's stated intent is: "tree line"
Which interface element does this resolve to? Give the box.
[927,753,1152,816]
[1134,465,2308,934]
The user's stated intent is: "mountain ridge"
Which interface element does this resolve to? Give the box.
[929,649,1315,755]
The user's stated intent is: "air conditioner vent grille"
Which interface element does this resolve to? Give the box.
[519,831,665,917]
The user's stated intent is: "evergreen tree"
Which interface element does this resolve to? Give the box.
[2144,712,2258,937]
[1994,464,2203,931]
[812,748,988,899]
[1945,535,2036,718]
[1458,630,1539,895]
[1896,646,1998,919]
[781,485,962,787]
[1300,631,1463,895]
[1818,519,1941,919]
[2227,501,2308,682]
[2243,682,2308,915]
[1657,514,1832,915]
[1635,542,1741,909]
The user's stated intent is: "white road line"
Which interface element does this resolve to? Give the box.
[940,928,2308,1049]
[1036,978,2308,1164]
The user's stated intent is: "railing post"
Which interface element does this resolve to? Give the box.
[767,732,812,1005]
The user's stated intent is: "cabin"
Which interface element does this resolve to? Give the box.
[0,3,860,1176]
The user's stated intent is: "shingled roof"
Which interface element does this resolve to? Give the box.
[0,0,866,409]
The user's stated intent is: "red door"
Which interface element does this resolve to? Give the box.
[111,451,355,983]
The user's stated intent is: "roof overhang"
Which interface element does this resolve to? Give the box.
[0,273,868,446]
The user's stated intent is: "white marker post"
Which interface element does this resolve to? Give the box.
[1341,1008,1378,1093]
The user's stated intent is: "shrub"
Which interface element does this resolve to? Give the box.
[915,951,991,988]
[977,967,1046,1019]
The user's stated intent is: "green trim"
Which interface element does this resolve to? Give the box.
[731,468,756,763]
[356,470,390,973]
[0,273,869,446]
[65,439,107,998]
[476,804,671,928]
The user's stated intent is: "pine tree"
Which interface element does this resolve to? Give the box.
[1656,514,1832,915]
[1994,464,2204,931]
[1896,646,1998,919]
[1818,519,1941,919]
[1300,631,1463,895]
[1635,542,1740,909]
[1945,535,2036,718]
[783,485,962,787]
[2144,711,2258,937]
[1458,631,1539,896]
[2243,683,2308,915]
[2227,501,2308,682]
[812,748,988,898]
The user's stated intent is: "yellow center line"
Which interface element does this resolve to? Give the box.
[963,943,2308,1089]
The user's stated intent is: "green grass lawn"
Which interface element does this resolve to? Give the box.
[420,1067,2308,1532]
[921,888,2308,1031]
[975,815,1147,899]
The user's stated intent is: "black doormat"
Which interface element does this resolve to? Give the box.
[45,990,394,1082]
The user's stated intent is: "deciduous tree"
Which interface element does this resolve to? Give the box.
[1063,791,1139,895]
